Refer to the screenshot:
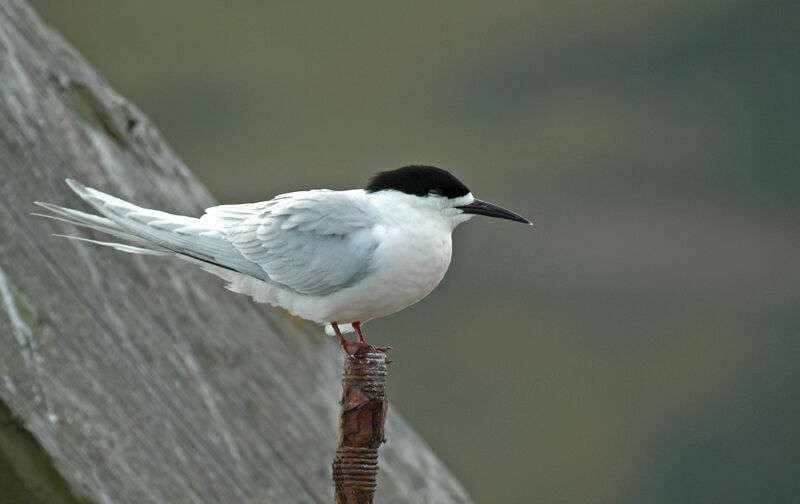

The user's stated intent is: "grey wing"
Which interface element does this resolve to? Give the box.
[222,191,378,296]
[42,180,269,279]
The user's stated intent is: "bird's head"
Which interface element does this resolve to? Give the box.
[365,165,531,229]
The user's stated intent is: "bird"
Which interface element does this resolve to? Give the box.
[35,165,531,355]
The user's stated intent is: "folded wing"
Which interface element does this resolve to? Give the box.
[38,181,379,299]
[221,190,378,296]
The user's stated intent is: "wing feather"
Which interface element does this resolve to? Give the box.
[224,190,377,296]
[42,181,377,299]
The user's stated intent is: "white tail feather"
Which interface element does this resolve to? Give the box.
[38,180,267,280]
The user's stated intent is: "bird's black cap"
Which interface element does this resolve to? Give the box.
[365,165,470,198]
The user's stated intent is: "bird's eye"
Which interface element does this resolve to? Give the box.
[428,188,441,196]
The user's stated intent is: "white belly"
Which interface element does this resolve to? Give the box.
[291,223,453,325]
[213,217,456,330]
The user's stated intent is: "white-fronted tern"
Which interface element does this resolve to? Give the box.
[35,165,531,354]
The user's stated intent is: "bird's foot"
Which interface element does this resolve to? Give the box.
[332,322,391,357]
[332,322,370,356]
[339,339,371,356]
[375,346,392,364]
[339,341,393,357]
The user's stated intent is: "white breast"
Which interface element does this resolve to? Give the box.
[215,190,461,330]
[315,221,453,324]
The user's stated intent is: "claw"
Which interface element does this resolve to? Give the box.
[341,340,371,356]
[332,322,373,356]
[332,322,391,357]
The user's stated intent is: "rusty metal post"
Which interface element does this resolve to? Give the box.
[332,346,388,504]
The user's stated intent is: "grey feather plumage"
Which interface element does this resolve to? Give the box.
[35,180,379,297]
[225,191,378,296]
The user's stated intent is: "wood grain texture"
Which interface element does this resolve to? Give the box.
[0,1,472,502]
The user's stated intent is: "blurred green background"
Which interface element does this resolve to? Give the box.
[29,1,799,502]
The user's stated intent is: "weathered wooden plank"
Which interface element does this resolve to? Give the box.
[0,1,472,502]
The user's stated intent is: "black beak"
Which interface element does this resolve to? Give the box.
[457,198,532,225]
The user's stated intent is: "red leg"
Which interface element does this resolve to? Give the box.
[352,321,392,355]
[331,322,347,351]
[332,322,368,356]
[353,321,365,343]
